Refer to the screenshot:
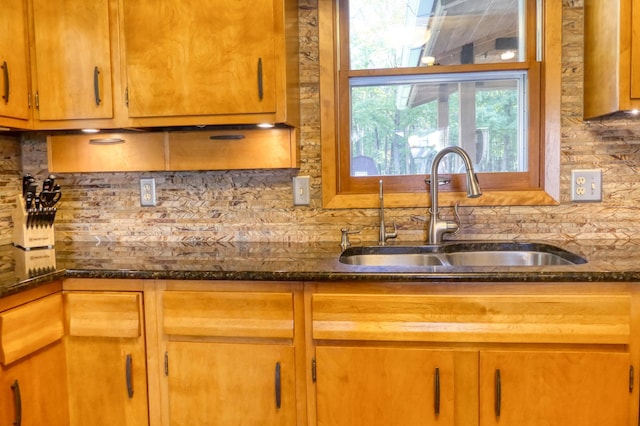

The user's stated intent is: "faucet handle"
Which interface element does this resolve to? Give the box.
[385,222,398,241]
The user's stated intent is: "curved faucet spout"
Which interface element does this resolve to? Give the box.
[428,146,482,244]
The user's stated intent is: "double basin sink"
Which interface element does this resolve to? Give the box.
[339,242,587,267]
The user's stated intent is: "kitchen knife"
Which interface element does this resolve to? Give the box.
[22,174,33,197]
[42,175,55,192]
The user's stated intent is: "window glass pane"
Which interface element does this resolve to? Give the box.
[349,0,526,70]
[349,72,527,176]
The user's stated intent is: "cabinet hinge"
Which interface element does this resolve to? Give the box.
[312,358,317,383]
[630,365,634,393]
[164,351,169,376]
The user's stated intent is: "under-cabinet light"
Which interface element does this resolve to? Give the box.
[257,123,275,128]
[81,128,100,133]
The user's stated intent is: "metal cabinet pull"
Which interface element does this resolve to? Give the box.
[126,354,134,398]
[93,66,101,106]
[275,362,281,409]
[494,369,501,418]
[209,134,245,140]
[434,367,440,416]
[89,138,125,145]
[1,61,8,104]
[257,57,263,100]
[11,379,21,426]
[630,366,635,393]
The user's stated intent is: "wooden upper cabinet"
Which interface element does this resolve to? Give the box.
[584,0,640,119]
[30,0,116,125]
[122,0,299,127]
[0,0,30,127]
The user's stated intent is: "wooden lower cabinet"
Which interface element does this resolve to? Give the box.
[309,284,639,426]
[0,340,69,426]
[156,282,305,426]
[0,290,68,425]
[64,290,149,426]
[316,346,455,425]
[167,341,296,425]
[479,350,631,425]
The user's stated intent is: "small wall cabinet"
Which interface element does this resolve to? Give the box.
[47,127,299,173]
[121,0,299,128]
[584,0,640,118]
[0,0,30,128]
[30,0,120,129]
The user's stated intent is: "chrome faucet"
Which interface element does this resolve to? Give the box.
[427,146,482,244]
[378,180,397,245]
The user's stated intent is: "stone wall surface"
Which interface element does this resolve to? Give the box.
[12,0,640,244]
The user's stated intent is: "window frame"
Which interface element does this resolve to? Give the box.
[319,0,562,209]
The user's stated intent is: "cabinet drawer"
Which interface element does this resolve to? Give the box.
[47,132,166,172]
[0,293,64,364]
[312,294,631,344]
[167,128,297,170]
[64,292,141,338]
[163,291,294,339]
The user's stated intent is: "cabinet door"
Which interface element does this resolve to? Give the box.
[315,346,455,426]
[632,0,640,99]
[167,341,296,425]
[123,0,277,118]
[0,341,69,426]
[65,291,149,426]
[0,0,30,124]
[31,0,113,120]
[479,350,631,425]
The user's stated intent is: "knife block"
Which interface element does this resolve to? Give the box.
[12,195,55,249]
[12,245,57,280]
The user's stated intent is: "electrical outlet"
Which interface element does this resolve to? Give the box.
[293,176,310,206]
[140,178,156,207]
[571,169,602,202]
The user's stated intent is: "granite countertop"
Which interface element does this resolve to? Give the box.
[4,239,640,298]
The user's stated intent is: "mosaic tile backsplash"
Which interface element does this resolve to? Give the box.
[4,0,640,244]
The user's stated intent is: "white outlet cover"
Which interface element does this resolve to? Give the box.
[293,176,311,206]
[571,169,602,202]
[140,178,157,207]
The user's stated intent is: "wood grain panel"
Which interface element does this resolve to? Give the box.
[479,350,631,425]
[47,132,166,172]
[163,291,294,339]
[0,294,64,364]
[312,294,631,344]
[65,292,141,338]
[167,128,296,170]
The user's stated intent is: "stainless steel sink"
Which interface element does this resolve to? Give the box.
[339,242,587,267]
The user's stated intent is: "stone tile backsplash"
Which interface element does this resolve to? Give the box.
[6,0,640,244]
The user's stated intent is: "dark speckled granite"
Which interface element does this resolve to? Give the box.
[55,240,640,282]
[2,239,640,298]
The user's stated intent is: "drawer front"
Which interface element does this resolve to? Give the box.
[47,132,166,172]
[163,291,294,339]
[312,293,631,344]
[167,128,296,170]
[0,293,64,364]
[65,292,142,338]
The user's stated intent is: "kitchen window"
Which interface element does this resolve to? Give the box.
[319,0,562,208]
